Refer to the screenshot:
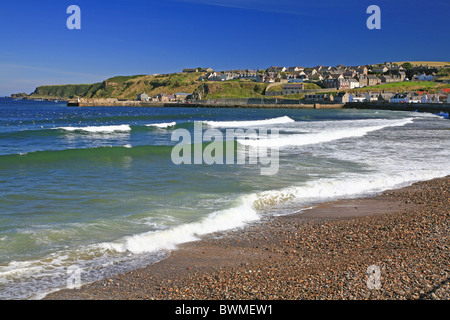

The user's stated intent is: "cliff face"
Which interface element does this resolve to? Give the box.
[31,83,103,99]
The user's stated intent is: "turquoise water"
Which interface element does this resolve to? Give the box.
[0,97,449,299]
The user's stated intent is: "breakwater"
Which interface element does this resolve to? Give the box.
[67,98,343,109]
[344,102,450,114]
[67,98,450,115]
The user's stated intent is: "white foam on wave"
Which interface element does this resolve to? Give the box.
[100,162,449,256]
[203,116,295,128]
[145,122,176,128]
[56,124,131,133]
[101,194,260,254]
[238,117,414,148]
[252,171,442,211]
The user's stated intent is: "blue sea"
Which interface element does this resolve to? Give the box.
[0,97,449,299]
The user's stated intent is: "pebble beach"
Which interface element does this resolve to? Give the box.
[44,176,450,300]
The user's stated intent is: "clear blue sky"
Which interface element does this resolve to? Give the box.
[1,0,449,96]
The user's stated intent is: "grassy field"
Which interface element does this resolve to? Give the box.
[196,82,269,99]
[393,61,450,67]
[350,81,450,93]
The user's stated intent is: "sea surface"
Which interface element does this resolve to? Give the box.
[0,97,449,299]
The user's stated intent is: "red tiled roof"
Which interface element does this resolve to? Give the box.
[440,88,450,93]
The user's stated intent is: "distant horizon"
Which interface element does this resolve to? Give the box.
[1,0,449,96]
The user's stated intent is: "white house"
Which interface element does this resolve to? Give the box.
[202,72,220,81]
[220,73,235,81]
[409,95,422,103]
[348,93,366,102]
[348,78,360,89]
[137,92,149,101]
[365,92,379,102]
[390,93,409,103]
[334,92,350,103]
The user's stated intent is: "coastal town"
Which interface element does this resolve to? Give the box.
[8,61,450,111]
[134,62,450,105]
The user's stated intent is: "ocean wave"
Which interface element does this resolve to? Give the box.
[0,144,175,165]
[203,116,295,128]
[55,124,131,133]
[145,122,176,128]
[101,194,260,254]
[2,168,449,299]
[238,117,414,148]
[253,169,450,212]
[99,165,449,256]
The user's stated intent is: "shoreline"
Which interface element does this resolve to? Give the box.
[44,176,450,300]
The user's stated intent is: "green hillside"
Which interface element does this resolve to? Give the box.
[27,73,203,100]
[25,73,450,101]
[192,82,269,99]
[24,73,275,100]
[31,83,103,99]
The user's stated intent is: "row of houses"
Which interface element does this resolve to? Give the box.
[304,89,450,104]
[199,62,441,92]
[135,64,447,102]
[199,70,259,82]
[349,91,450,104]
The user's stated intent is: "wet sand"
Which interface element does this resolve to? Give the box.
[44,176,450,300]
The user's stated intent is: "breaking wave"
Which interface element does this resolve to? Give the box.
[55,124,131,133]
[238,117,414,148]
[145,122,177,128]
[203,116,295,128]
